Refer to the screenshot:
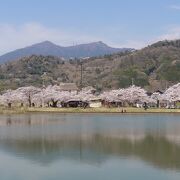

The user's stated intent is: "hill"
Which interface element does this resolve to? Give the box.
[0,39,179,92]
[0,41,131,63]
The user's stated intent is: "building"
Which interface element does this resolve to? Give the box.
[59,83,79,93]
[89,98,102,108]
[82,86,96,94]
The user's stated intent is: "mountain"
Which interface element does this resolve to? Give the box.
[0,41,132,63]
[0,39,179,92]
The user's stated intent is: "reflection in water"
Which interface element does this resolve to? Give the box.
[0,135,180,170]
[0,113,180,179]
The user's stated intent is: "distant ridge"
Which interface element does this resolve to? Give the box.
[0,41,132,63]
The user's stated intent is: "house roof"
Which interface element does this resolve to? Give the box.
[82,86,96,93]
[59,83,78,91]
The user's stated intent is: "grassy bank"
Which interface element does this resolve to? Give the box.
[0,107,27,114]
[0,107,179,114]
[27,107,180,114]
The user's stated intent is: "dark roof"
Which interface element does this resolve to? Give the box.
[155,90,164,94]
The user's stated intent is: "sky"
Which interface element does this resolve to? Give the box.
[0,0,180,54]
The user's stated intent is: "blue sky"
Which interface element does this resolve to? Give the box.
[0,0,180,54]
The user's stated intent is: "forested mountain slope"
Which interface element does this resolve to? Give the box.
[0,40,179,92]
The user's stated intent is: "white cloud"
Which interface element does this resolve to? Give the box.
[117,26,180,50]
[170,5,180,10]
[0,22,99,55]
[1,22,180,54]
[114,40,148,50]
[157,27,180,40]
[0,22,146,54]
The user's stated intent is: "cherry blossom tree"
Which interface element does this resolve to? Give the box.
[0,89,26,107]
[15,86,41,107]
[31,85,74,107]
[151,92,163,107]
[122,85,154,104]
[0,83,179,109]
[161,83,180,107]
[100,86,154,105]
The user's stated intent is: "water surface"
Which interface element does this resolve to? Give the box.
[0,113,180,180]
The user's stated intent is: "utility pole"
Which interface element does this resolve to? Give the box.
[131,78,134,86]
[165,81,168,90]
[41,72,47,88]
[80,62,83,90]
[77,60,89,89]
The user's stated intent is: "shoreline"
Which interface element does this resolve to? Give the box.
[0,107,179,114]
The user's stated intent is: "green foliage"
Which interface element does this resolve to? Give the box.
[118,76,132,88]
[115,68,149,88]
[159,62,180,81]
[152,39,180,48]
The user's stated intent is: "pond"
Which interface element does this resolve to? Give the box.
[0,113,180,180]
